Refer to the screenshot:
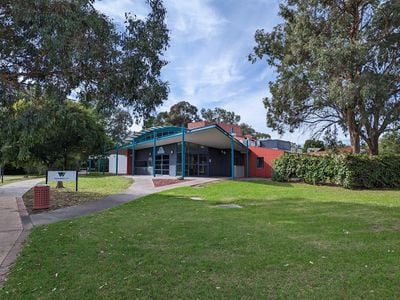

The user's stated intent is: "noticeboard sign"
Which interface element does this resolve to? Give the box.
[46,170,78,191]
[47,171,76,182]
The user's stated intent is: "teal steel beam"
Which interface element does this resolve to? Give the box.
[115,143,119,175]
[153,130,156,177]
[181,127,185,178]
[246,139,249,178]
[131,138,135,176]
[231,139,235,180]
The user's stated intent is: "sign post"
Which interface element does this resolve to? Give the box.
[47,171,79,191]
[0,163,3,184]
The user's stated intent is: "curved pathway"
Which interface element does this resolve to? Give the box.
[0,179,42,283]
[30,176,222,226]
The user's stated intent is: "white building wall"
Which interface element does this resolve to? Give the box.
[108,154,127,174]
[234,165,244,178]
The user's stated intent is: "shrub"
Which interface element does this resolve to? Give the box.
[273,153,400,189]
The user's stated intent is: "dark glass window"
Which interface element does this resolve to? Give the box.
[256,157,264,169]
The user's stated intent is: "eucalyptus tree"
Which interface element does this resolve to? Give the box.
[0,0,169,114]
[201,107,241,124]
[0,0,169,165]
[144,101,200,128]
[250,0,399,154]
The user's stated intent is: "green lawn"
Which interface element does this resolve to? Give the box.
[23,174,133,213]
[0,175,41,186]
[2,181,400,299]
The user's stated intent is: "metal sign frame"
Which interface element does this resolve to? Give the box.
[46,170,78,191]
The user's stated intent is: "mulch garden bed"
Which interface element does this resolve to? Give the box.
[152,178,192,187]
[23,187,104,214]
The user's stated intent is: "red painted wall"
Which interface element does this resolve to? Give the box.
[127,149,132,175]
[248,147,284,178]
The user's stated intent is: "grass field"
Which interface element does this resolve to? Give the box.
[23,174,133,213]
[1,180,400,298]
[0,175,41,186]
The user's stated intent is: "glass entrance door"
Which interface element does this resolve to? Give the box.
[187,153,208,176]
[155,155,169,175]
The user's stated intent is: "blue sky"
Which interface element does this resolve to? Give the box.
[94,0,338,145]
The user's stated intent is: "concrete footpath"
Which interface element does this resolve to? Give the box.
[30,176,221,226]
[0,179,41,283]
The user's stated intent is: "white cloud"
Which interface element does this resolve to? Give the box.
[95,0,340,145]
[166,0,227,41]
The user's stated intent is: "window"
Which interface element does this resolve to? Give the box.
[256,157,264,169]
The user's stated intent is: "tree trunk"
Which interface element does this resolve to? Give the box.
[366,134,379,156]
[346,109,361,153]
[56,181,64,188]
[350,131,360,154]
[56,154,67,188]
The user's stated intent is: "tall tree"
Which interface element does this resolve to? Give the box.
[106,108,133,144]
[201,107,241,124]
[240,123,271,139]
[1,96,110,172]
[0,0,169,120]
[144,101,199,128]
[250,0,399,154]
[167,101,200,126]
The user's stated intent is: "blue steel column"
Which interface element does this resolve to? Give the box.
[181,127,185,178]
[131,138,135,176]
[153,130,156,177]
[231,139,235,179]
[246,139,249,178]
[115,143,119,175]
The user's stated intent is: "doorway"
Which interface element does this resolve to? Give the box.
[155,154,169,175]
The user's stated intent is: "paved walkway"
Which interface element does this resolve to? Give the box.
[0,179,42,282]
[30,176,222,226]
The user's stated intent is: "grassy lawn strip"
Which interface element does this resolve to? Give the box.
[23,174,133,214]
[0,175,41,186]
[2,181,400,298]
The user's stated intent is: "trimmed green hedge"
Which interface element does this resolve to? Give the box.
[273,153,400,189]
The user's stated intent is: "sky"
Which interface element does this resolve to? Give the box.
[94,0,341,145]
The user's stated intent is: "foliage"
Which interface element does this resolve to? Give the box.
[322,126,346,151]
[144,101,200,128]
[2,181,400,298]
[380,131,400,155]
[105,108,133,144]
[273,153,400,189]
[303,139,324,152]
[250,0,400,154]
[0,0,169,120]
[201,107,241,124]
[240,122,271,139]
[1,96,111,172]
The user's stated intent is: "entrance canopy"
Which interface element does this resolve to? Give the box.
[120,124,246,153]
[109,124,249,179]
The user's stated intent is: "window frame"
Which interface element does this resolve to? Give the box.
[256,157,264,169]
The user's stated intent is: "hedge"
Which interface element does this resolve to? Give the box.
[273,153,400,189]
